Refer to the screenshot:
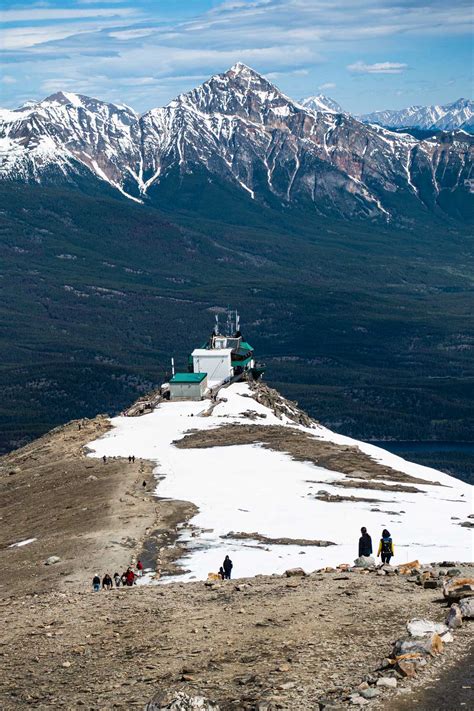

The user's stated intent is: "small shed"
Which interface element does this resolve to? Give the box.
[191,348,233,387]
[169,372,208,401]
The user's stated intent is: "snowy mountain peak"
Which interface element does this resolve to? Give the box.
[360,97,474,132]
[300,94,344,114]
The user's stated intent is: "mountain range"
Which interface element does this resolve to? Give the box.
[359,98,474,134]
[1,63,472,222]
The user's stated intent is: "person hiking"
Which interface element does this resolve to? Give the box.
[358,527,373,557]
[114,572,121,588]
[125,568,135,586]
[92,574,101,592]
[378,529,394,564]
[102,573,113,590]
[102,455,107,464]
[137,560,144,576]
[223,555,233,580]
[121,572,128,586]
[128,455,132,463]
[218,566,225,580]
[132,455,135,463]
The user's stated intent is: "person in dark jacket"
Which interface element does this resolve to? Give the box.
[102,573,113,590]
[223,555,233,580]
[113,572,121,588]
[358,527,373,557]
[92,574,101,592]
[218,566,225,580]
[377,529,394,564]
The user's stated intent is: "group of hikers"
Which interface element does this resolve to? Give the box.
[91,532,393,591]
[359,527,394,564]
[101,455,136,464]
[92,561,143,591]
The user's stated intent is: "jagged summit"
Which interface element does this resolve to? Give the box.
[360,96,474,132]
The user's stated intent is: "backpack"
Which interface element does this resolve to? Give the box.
[381,537,392,554]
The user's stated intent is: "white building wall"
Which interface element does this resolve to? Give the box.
[191,349,233,387]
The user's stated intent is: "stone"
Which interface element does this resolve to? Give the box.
[349,694,368,706]
[284,567,306,577]
[44,556,61,566]
[145,691,220,710]
[443,577,474,601]
[61,661,72,668]
[446,604,463,629]
[393,633,443,657]
[423,579,439,589]
[359,688,379,700]
[440,631,454,643]
[447,568,462,577]
[376,677,397,689]
[353,556,376,569]
[396,659,421,678]
[397,560,421,575]
[459,597,474,619]
[406,619,448,638]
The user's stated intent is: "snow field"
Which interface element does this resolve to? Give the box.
[87,384,473,581]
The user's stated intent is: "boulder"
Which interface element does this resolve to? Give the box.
[44,556,61,566]
[443,577,474,601]
[446,568,462,577]
[446,604,463,629]
[353,556,375,569]
[393,633,443,657]
[406,619,448,638]
[397,561,421,575]
[145,691,220,710]
[359,688,379,700]
[459,597,474,619]
[284,567,306,577]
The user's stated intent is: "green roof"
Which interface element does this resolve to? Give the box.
[239,341,254,352]
[231,356,253,368]
[170,372,207,384]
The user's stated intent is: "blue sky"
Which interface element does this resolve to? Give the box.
[1,0,472,113]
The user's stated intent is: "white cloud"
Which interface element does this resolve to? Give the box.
[319,82,336,90]
[348,61,408,75]
[0,7,136,23]
[1,75,17,84]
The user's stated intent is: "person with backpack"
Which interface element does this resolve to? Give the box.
[114,572,121,588]
[137,560,144,576]
[358,527,373,557]
[92,574,101,592]
[377,529,394,564]
[223,555,233,580]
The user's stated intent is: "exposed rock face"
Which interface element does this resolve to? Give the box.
[443,577,474,601]
[145,691,219,710]
[1,65,472,220]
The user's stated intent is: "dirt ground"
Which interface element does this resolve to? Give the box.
[1,412,472,710]
[0,416,194,598]
[1,568,473,710]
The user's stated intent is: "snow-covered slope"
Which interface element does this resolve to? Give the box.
[1,64,472,219]
[87,382,473,581]
[299,94,343,114]
[360,98,474,133]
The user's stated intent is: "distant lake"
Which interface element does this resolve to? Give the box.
[367,441,474,485]
[369,441,474,455]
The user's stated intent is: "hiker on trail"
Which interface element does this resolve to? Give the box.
[114,572,121,588]
[137,560,144,576]
[378,529,394,564]
[223,555,233,580]
[128,455,132,463]
[358,527,373,557]
[102,455,107,464]
[121,572,127,586]
[102,573,113,590]
[132,455,135,463]
[92,574,101,592]
[218,566,225,580]
[125,568,135,586]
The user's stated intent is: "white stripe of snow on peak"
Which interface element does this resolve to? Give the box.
[9,537,37,548]
[87,383,473,582]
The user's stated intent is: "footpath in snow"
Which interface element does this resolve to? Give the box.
[88,384,473,581]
